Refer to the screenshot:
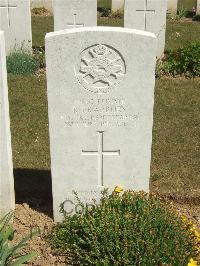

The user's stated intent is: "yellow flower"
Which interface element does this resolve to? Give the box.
[188,258,198,266]
[181,215,187,222]
[194,229,200,239]
[114,186,123,193]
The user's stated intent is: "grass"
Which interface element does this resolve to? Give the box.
[98,0,111,8]
[32,16,200,52]
[8,76,200,197]
[32,16,53,48]
[151,78,200,196]
[165,20,200,51]
[31,17,123,48]
[8,74,50,169]
[8,15,200,199]
[178,0,197,10]
[98,17,123,27]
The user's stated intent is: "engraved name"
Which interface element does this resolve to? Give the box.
[64,98,139,127]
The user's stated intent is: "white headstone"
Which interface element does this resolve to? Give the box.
[0,31,14,218]
[54,0,97,31]
[46,27,156,221]
[0,0,32,55]
[197,0,200,14]
[167,0,177,16]
[124,0,167,59]
[112,0,124,11]
[31,0,53,12]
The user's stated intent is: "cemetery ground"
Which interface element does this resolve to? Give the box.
[6,13,200,265]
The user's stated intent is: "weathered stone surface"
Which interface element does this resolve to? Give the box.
[54,0,97,31]
[112,0,124,11]
[197,0,200,14]
[46,27,156,221]
[167,0,177,16]
[124,0,167,59]
[0,0,32,54]
[0,31,14,217]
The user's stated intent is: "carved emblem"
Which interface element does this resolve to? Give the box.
[75,44,126,94]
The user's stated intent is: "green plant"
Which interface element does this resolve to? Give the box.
[50,191,199,265]
[176,5,188,20]
[97,7,111,17]
[193,14,200,21]
[0,212,37,265]
[160,41,200,77]
[7,51,39,75]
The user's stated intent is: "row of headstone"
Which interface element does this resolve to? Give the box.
[0,0,167,58]
[30,0,200,15]
[1,0,199,56]
[30,0,178,14]
[53,0,167,59]
[0,31,14,218]
[30,0,200,14]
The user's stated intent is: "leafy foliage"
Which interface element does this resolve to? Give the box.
[176,6,188,20]
[97,7,111,17]
[193,14,200,21]
[158,41,200,77]
[7,52,39,75]
[50,191,199,265]
[0,212,37,266]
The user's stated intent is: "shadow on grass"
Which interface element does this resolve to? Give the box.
[14,168,53,218]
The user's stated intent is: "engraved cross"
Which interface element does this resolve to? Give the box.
[136,0,155,31]
[0,0,17,27]
[82,131,120,187]
[67,13,84,28]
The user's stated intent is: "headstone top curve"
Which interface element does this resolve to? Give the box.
[45,26,157,39]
